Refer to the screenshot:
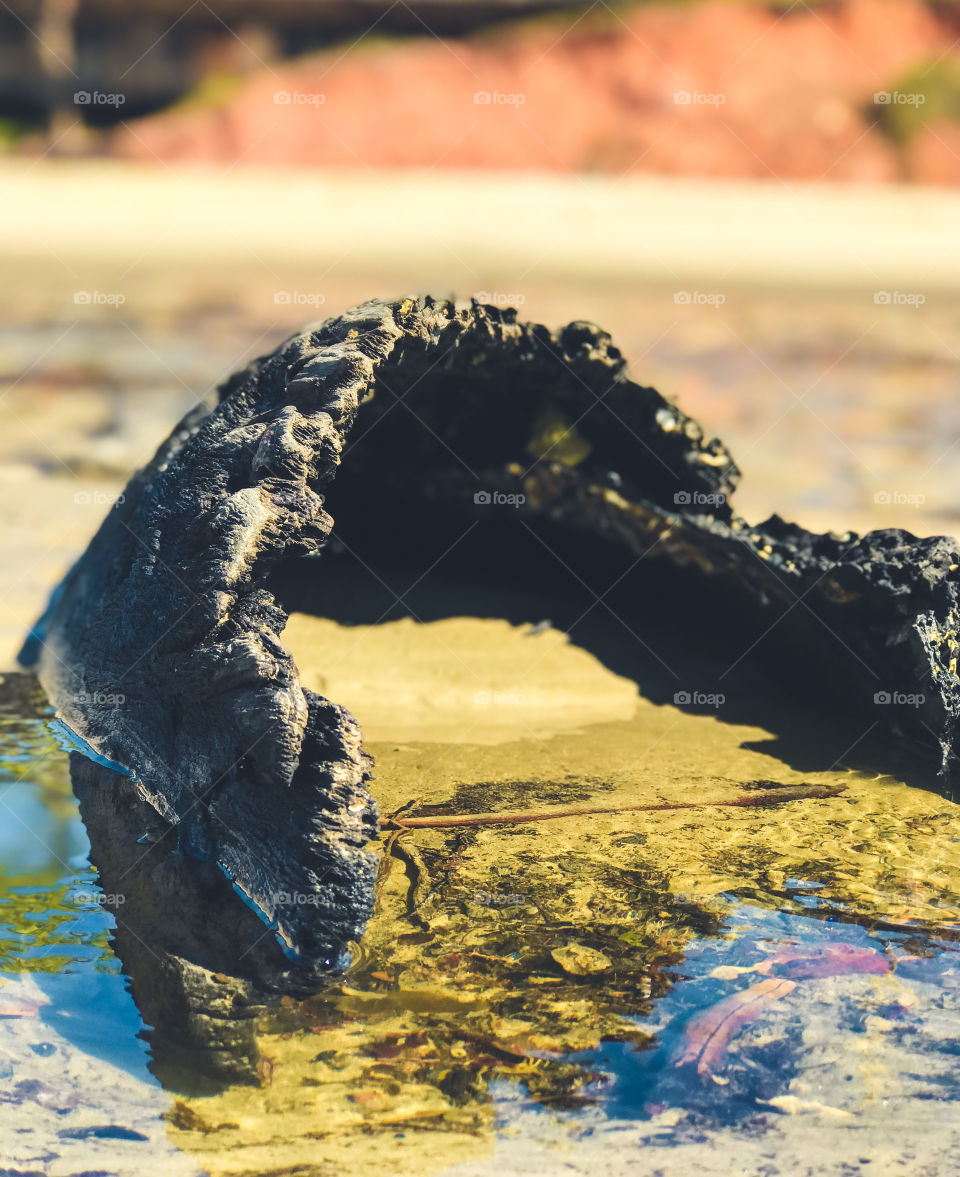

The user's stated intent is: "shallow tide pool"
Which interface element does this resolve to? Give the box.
[4,611,960,1177]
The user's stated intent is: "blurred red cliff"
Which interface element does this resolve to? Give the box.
[5,0,960,182]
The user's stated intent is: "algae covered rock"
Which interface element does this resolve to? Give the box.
[19,296,960,969]
[551,944,614,976]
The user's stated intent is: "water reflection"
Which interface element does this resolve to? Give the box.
[4,634,960,1176]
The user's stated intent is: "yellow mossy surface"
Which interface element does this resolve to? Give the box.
[169,614,960,1176]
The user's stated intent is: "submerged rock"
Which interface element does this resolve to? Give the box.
[18,296,960,965]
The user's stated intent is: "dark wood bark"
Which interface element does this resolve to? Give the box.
[21,297,960,970]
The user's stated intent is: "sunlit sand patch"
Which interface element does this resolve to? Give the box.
[284,611,960,928]
[284,614,640,745]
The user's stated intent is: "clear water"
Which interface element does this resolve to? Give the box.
[5,670,960,1176]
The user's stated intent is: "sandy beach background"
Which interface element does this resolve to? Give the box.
[3,161,959,667]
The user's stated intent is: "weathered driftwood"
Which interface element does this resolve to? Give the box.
[20,296,960,967]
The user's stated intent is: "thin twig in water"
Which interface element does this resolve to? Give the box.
[380,784,847,830]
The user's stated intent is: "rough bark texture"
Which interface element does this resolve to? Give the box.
[20,296,960,968]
